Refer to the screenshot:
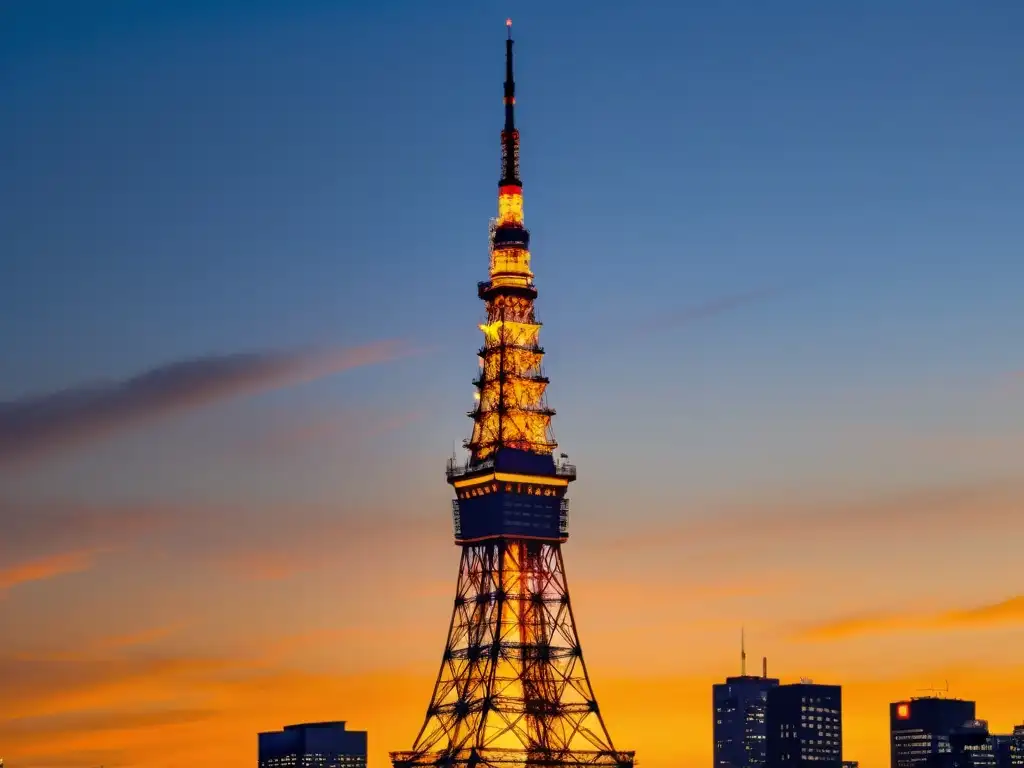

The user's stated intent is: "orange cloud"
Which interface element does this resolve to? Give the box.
[214,513,443,581]
[0,706,216,738]
[98,624,185,651]
[0,339,410,466]
[945,595,1024,624]
[605,480,1024,554]
[0,550,98,595]
[800,595,1024,640]
[0,652,242,721]
[245,407,423,458]
[0,499,197,579]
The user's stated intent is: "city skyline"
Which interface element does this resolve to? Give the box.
[2,1,1024,767]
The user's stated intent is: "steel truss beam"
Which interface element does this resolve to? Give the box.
[390,541,635,768]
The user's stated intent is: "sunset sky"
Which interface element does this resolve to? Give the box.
[2,1,1024,767]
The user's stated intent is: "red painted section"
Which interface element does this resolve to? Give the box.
[499,184,523,196]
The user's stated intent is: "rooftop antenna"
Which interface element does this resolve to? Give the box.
[741,626,747,676]
[762,656,768,679]
[506,17,512,39]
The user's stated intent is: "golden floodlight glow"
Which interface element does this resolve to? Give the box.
[497,190,524,226]
[490,247,533,282]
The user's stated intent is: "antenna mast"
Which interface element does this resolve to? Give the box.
[741,627,747,676]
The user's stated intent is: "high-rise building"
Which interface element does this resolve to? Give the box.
[990,732,1014,768]
[949,720,997,768]
[713,643,779,768]
[1010,725,1024,767]
[890,697,976,768]
[388,20,634,768]
[765,682,842,768]
[258,721,367,768]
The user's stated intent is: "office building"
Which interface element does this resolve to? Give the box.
[949,720,997,768]
[714,649,779,768]
[765,681,842,768]
[259,721,367,768]
[890,697,976,768]
[1010,725,1024,767]
[991,733,1015,768]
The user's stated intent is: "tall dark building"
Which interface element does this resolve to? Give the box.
[389,20,634,768]
[949,720,997,768]
[258,721,367,768]
[765,682,842,768]
[1010,725,1024,767]
[713,645,779,768]
[890,697,976,768]
[991,732,1014,768]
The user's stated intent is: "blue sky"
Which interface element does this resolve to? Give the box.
[2,3,1024,766]
[3,0,1022,503]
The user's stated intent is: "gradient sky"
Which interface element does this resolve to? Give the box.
[2,1,1024,766]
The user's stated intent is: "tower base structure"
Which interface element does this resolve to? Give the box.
[390,540,634,768]
[392,748,633,768]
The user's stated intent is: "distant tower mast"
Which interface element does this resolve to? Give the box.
[741,626,747,676]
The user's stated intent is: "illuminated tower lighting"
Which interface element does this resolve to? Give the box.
[389,23,635,768]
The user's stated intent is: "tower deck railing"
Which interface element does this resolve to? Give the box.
[446,457,495,480]
[445,456,576,481]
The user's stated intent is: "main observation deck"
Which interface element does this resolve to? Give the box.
[446,449,576,544]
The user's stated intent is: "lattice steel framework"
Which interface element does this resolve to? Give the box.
[391,21,634,768]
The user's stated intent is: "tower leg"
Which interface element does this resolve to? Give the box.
[391,541,634,768]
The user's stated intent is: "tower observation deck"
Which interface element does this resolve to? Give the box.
[390,21,635,768]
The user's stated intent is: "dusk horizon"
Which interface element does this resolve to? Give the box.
[2,2,1024,767]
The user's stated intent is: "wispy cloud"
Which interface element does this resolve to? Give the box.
[0,340,409,466]
[0,499,185,566]
[799,595,1024,641]
[217,513,443,581]
[0,652,240,717]
[0,550,99,595]
[0,706,216,738]
[97,624,184,651]
[246,408,423,459]
[642,288,779,333]
[605,480,1024,554]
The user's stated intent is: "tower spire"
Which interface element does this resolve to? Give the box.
[501,18,520,187]
[462,19,550,465]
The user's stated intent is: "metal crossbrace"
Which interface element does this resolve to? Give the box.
[391,541,635,768]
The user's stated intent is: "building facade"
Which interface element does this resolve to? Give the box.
[714,669,780,768]
[889,697,976,768]
[949,720,997,768]
[765,682,842,768]
[1010,726,1024,767]
[258,721,367,768]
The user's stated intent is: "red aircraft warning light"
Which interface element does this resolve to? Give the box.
[897,702,911,719]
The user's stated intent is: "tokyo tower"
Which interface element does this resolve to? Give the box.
[390,21,636,768]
